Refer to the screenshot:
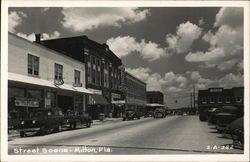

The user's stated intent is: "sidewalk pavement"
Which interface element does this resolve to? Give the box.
[92,117,123,125]
[8,118,123,139]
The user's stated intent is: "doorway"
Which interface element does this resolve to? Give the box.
[57,95,73,114]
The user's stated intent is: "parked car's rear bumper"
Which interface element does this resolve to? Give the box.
[19,128,40,132]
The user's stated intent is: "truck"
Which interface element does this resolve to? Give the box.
[19,108,92,137]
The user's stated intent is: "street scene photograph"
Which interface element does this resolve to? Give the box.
[2,2,249,160]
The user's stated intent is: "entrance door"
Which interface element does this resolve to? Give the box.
[57,95,73,114]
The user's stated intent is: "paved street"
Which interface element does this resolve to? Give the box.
[8,116,243,154]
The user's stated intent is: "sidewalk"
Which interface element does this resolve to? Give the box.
[8,118,123,139]
[92,117,123,125]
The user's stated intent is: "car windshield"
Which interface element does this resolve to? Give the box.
[30,110,46,118]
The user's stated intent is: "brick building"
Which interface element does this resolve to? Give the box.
[8,32,92,122]
[198,87,244,111]
[37,35,124,119]
[124,72,146,112]
[146,91,164,104]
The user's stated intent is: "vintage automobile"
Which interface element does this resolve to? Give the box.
[207,108,220,125]
[8,111,20,132]
[215,106,243,133]
[228,117,244,149]
[144,110,154,118]
[123,109,141,121]
[154,108,166,118]
[19,108,92,137]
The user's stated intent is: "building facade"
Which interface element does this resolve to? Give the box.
[8,33,92,121]
[146,91,164,104]
[198,87,244,111]
[124,72,146,112]
[38,35,124,119]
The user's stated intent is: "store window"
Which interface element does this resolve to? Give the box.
[54,63,63,81]
[74,96,82,114]
[45,91,56,108]
[27,89,42,107]
[74,70,81,84]
[28,54,39,76]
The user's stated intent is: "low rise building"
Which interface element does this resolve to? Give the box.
[146,91,164,104]
[8,32,92,121]
[124,72,146,113]
[198,87,244,110]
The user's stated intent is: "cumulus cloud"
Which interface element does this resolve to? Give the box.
[61,7,150,32]
[218,73,244,88]
[214,7,243,28]
[185,7,243,71]
[8,11,27,33]
[17,31,60,41]
[166,21,202,54]
[107,35,167,61]
[126,67,189,93]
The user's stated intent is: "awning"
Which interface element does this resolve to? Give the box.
[112,100,125,106]
[90,94,109,105]
[73,87,94,94]
[146,103,165,107]
[9,72,55,88]
[112,100,126,104]
[8,72,93,94]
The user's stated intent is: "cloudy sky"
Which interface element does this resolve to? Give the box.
[8,7,244,108]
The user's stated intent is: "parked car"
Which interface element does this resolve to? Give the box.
[215,106,243,133]
[154,108,166,118]
[144,110,154,118]
[227,117,244,149]
[8,111,20,132]
[123,109,140,121]
[19,108,92,137]
[207,108,220,125]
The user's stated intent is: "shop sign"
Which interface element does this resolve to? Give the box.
[54,79,64,85]
[209,88,223,92]
[112,93,121,99]
[15,97,39,107]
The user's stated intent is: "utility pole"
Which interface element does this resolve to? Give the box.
[190,93,193,108]
[193,86,195,110]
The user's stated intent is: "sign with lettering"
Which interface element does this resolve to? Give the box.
[54,79,64,85]
[15,97,39,107]
[209,88,223,92]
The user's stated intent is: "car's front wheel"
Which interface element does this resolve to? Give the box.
[20,131,25,137]
[86,121,91,128]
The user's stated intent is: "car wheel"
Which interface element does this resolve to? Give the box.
[86,121,91,128]
[57,124,62,132]
[20,131,25,137]
[40,126,47,135]
[199,114,207,121]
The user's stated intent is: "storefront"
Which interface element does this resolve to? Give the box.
[8,73,92,121]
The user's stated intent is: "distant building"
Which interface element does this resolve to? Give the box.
[125,72,147,111]
[146,91,164,104]
[8,32,92,121]
[37,34,124,119]
[198,87,244,110]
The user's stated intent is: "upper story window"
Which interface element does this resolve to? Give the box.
[74,70,81,84]
[236,96,242,103]
[28,54,39,76]
[54,63,63,80]
[226,96,231,103]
